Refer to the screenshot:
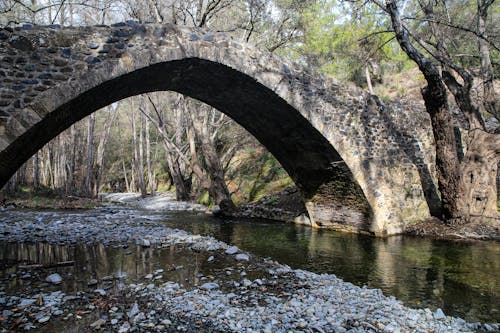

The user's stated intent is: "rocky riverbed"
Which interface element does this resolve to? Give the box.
[0,207,498,332]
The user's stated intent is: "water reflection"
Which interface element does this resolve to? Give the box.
[164,212,500,322]
[0,241,227,294]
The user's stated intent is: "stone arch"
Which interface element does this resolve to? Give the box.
[0,23,435,234]
[0,56,372,227]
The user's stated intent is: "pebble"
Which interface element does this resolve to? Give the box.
[90,318,106,328]
[434,308,446,320]
[94,289,106,296]
[46,273,62,284]
[87,279,98,286]
[127,302,139,318]
[200,282,219,290]
[118,321,131,333]
[235,253,250,261]
[225,246,239,255]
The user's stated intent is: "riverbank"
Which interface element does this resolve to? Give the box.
[406,216,500,241]
[236,188,500,241]
[1,193,99,210]
[3,190,500,240]
[0,207,496,332]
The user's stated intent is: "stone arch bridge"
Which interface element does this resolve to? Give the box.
[0,22,437,235]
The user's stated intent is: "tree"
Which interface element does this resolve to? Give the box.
[84,113,96,197]
[186,99,236,211]
[379,0,499,219]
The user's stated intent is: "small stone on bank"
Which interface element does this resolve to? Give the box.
[200,282,219,290]
[94,289,106,296]
[433,308,446,320]
[90,318,106,328]
[127,302,139,319]
[46,273,62,284]
[225,246,238,255]
[87,279,98,286]
[235,253,249,261]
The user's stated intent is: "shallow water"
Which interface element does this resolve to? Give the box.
[0,207,499,323]
[164,211,500,323]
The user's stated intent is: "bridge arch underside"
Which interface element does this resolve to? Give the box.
[0,58,373,230]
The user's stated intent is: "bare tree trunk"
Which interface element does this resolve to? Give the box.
[84,114,95,197]
[477,0,498,121]
[57,135,67,191]
[122,160,130,192]
[145,119,155,195]
[40,147,47,186]
[16,163,27,188]
[186,125,209,188]
[33,152,39,188]
[131,108,139,193]
[163,141,192,201]
[140,95,192,201]
[130,159,136,192]
[67,125,76,194]
[387,0,460,218]
[188,101,235,212]
[365,64,374,95]
[131,105,147,197]
[94,107,116,197]
[386,0,500,220]
[138,115,147,197]
[47,144,54,189]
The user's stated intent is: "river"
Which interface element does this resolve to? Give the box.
[1,207,499,325]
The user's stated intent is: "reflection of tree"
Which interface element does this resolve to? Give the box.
[429,240,500,322]
[372,237,433,305]
[95,243,110,278]
[305,230,377,283]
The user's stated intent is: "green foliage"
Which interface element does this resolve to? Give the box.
[285,0,412,86]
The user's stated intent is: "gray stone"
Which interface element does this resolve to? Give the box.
[85,56,101,64]
[200,282,219,290]
[9,36,33,51]
[235,253,250,261]
[46,273,62,284]
[61,48,71,58]
[225,246,239,255]
[118,321,131,333]
[87,279,98,286]
[90,318,106,328]
[127,302,139,318]
[433,308,446,320]
[94,289,106,296]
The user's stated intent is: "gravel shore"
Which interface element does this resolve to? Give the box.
[0,207,497,332]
